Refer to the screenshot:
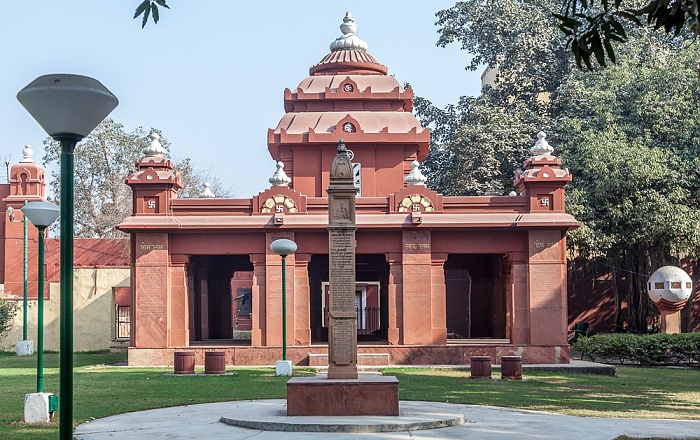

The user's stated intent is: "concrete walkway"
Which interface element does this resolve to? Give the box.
[74,399,700,439]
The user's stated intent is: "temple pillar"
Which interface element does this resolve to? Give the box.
[387,255,403,345]
[431,254,448,344]
[294,254,311,346]
[251,254,266,346]
[511,258,530,345]
[133,233,170,348]
[186,263,196,343]
[168,255,189,346]
[401,231,433,345]
[528,230,568,345]
[199,261,210,340]
[265,232,296,347]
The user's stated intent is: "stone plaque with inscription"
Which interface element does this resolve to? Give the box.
[326,139,358,379]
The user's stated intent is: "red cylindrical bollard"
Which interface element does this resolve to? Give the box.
[500,355,522,380]
[470,356,492,379]
[174,351,195,374]
[205,351,226,374]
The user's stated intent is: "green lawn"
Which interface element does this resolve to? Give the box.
[386,367,700,419]
[1,352,699,440]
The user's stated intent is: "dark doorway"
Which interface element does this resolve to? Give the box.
[444,254,507,339]
[188,255,253,343]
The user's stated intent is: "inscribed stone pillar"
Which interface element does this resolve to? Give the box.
[528,230,567,345]
[327,139,358,379]
[401,231,433,345]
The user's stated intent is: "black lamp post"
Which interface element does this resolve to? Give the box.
[17,74,118,439]
[21,201,59,393]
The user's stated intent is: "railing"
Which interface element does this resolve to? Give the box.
[315,306,380,336]
[115,304,130,339]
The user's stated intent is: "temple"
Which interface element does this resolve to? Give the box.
[119,13,579,366]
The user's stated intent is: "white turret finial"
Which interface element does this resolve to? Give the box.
[142,132,168,157]
[329,12,369,52]
[531,131,554,156]
[20,144,34,163]
[404,160,427,186]
[269,161,292,187]
[202,182,216,198]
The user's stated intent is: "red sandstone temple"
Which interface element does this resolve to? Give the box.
[119,13,579,367]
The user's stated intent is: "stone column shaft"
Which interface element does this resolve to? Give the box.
[327,139,359,379]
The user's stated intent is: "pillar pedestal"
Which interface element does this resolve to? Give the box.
[287,375,399,416]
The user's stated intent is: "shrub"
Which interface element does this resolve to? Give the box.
[0,299,18,341]
[573,333,700,366]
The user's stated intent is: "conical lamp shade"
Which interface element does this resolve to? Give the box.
[17,74,118,138]
[22,201,60,228]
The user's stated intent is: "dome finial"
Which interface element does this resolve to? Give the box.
[530,131,554,156]
[202,182,215,198]
[269,161,292,187]
[20,144,34,163]
[330,12,368,52]
[404,160,427,186]
[143,132,168,157]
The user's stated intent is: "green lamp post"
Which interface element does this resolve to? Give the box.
[21,201,59,393]
[17,74,118,439]
[270,238,297,366]
[8,200,30,354]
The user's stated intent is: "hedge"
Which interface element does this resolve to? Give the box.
[572,333,700,366]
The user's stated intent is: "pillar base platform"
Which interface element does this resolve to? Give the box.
[287,374,399,416]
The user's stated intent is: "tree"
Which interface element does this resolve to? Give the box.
[417,94,545,195]
[556,0,699,69]
[42,118,232,238]
[424,3,700,332]
[134,0,169,28]
[554,34,700,331]
[421,0,562,196]
[0,299,17,343]
[435,0,573,111]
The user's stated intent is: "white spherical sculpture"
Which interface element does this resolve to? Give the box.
[647,266,692,311]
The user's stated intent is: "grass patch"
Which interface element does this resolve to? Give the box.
[1,352,699,440]
[385,366,700,419]
[0,351,315,440]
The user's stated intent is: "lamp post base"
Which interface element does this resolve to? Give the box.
[24,392,56,423]
[276,360,293,376]
[16,340,34,356]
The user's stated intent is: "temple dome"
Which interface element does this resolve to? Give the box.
[310,12,388,76]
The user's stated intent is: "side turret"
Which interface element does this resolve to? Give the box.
[125,133,183,215]
[514,132,572,212]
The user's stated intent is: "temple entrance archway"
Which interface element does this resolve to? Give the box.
[444,254,507,339]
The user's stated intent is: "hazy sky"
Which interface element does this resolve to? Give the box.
[0,1,482,197]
